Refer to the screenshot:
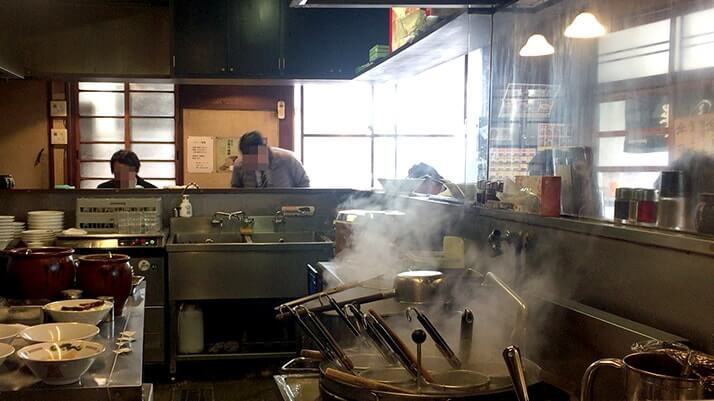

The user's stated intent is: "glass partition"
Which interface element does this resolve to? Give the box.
[489,0,714,233]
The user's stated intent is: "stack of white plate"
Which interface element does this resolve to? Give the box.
[22,230,56,247]
[27,211,65,233]
[12,222,26,239]
[0,216,15,250]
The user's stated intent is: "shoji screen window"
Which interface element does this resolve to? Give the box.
[77,82,177,188]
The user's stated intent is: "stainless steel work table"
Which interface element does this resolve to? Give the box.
[0,283,150,401]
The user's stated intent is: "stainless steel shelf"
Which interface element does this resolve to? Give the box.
[175,352,296,361]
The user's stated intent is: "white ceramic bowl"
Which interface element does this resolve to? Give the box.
[20,323,100,343]
[0,343,14,366]
[0,324,24,343]
[43,300,113,326]
[17,340,105,385]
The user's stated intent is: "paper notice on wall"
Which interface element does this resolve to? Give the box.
[187,136,214,173]
[214,137,242,173]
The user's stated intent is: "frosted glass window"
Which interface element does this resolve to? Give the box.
[80,118,125,142]
[396,136,465,183]
[78,82,124,91]
[129,83,175,91]
[303,84,372,135]
[80,162,113,179]
[79,92,125,116]
[80,144,125,160]
[374,137,397,182]
[396,56,465,136]
[597,136,669,167]
[599,101,626,132]
[679,8,714,71]
[132,144,175,160]
[303,137,372,188]
[598,19,670,83]
[140,162,176,178]
[131,119,175,142]
[130,93,174,117]
[373,83,396,135]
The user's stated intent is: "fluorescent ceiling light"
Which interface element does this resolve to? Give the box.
[564,12,607,38]
[519,34,555,57]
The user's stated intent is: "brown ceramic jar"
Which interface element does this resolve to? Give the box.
[4,247,76,299]
[76,253,133,316]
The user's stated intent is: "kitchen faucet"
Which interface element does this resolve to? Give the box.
[211,211,248,229]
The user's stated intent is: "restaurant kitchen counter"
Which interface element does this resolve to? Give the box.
[0,282,150,401]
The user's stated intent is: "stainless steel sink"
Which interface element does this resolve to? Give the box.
[173,233,246,244]
[247,232,329,243]
[167,217,334,300]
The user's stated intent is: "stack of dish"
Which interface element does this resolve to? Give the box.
[0,215,15,250]
[12,221,26,239]
[27,210,65,233]
[21,229,57,247]
[16,323,104,385]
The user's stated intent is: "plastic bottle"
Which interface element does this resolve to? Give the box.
[179,195,193,217]
[178,303,204,354]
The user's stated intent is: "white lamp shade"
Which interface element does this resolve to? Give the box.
[519,34,555,57]
[564,12,607,38]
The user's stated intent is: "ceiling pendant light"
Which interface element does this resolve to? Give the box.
[564,12,607,38]
[519,34,555,57]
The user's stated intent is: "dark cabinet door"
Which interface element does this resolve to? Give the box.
[283,8,389,79]
[229,0,282,77]
[173,0,229,76]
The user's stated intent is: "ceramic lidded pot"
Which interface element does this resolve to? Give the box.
[5,247,76,299]
[76,253,133,316]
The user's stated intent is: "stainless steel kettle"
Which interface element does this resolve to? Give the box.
[581,352,704,401]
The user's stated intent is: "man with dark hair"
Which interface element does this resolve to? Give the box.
[97,150,157,189]
[230,131,309,188]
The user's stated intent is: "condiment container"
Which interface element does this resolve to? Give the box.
[4,247,76,299]
[695,193,714,234]
[634,189,657,224]
[614,187,634,223]
[656,171,687,230]
[76,254,133,316]
[178,303,204,354]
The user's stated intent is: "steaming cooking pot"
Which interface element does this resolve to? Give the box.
[581,352,705,401]
[317,356,542,401]
[394,271,444,304]
[5,247,76,299]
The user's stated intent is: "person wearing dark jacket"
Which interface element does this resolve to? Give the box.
[230,131,309,188]
[97,150,157,189]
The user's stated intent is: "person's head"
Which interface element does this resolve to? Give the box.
[239,131,269,171]
[110,150,141,187]
[407,163,444,195]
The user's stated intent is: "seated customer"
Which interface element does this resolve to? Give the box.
[230,131,310,188]
[97,150,157,189]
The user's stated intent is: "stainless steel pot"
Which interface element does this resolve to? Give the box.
[393,271,444,304]
[581,352,705,401]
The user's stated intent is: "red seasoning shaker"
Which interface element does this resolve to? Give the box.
[634,188,657,224]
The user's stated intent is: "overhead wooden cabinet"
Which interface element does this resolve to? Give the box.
[172,0,388,79]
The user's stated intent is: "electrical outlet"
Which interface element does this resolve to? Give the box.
[51,128,68,145]
[50,100,67,117]
[277,100,286,120]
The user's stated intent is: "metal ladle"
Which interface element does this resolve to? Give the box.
[405,307,461,369]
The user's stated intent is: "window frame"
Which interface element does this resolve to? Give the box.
[298,56,470,189]
[70,82,181,188]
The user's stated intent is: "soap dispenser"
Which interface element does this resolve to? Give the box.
[179,194,193,217]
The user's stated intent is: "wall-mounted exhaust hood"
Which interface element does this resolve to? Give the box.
[290,0,516,10]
